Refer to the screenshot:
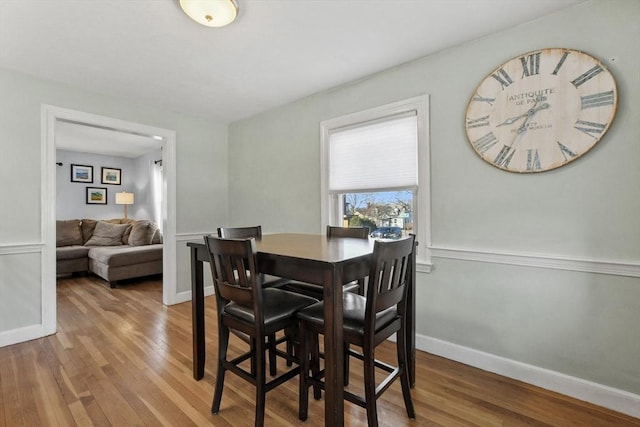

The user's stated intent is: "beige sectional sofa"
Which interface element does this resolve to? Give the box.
[56,218,163,287]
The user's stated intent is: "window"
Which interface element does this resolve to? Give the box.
[321,95,430,265]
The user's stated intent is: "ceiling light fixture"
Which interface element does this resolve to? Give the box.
[179,0,239,28]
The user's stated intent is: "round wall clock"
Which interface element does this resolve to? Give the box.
[464,48,617,173]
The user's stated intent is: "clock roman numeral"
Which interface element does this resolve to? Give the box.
[574,120,607,139]
[472,132,498,153]
[526,149,541,171]
[466,115,490,128]
[557,141,577,162]
[520,52,541,78]
[491,68,514,89]
[571,65,604,87]
[581,90,615,109]
[471,94,495,105]
[494,145,515,168]
[552,51,570,75]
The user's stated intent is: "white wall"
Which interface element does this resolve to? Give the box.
[0,68,228,341]
[227,0,640,411]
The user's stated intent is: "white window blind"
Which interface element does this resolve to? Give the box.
[328,113,418,192]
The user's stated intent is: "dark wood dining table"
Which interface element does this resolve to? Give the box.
[187,233,416,427]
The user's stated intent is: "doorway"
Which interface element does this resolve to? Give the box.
[42,105,177,336]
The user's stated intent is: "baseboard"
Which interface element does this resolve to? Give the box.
[417,334,640,418]
[0,324,47,348]
[174,285,215,305]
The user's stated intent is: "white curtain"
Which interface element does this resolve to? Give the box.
[151,160,163,232]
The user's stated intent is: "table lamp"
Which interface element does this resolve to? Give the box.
[115,192,134,219]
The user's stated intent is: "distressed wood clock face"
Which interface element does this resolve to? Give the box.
[465,48,617,173]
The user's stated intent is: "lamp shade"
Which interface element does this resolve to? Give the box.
[115,192,134,205]
[179,0,239,27]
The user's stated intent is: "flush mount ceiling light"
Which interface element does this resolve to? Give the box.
[179,0,239,27]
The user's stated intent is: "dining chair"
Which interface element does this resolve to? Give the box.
[278,225,370,300]
[217,225,290,288]
[204,235,318,427]
[217,225,262,239]
[218,225,292,375]
[297,235,416,427]
[278,226,370,373]
[328,225,370,295]
[326,225,370,239]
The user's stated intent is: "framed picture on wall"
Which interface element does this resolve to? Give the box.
[101,167,121,185]
[86,187,108,204]
[70,164,93,183]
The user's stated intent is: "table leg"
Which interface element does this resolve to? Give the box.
[191,245,205,380]
[323,267,345,426]
[407,264,416,387]
[407,241,417,387]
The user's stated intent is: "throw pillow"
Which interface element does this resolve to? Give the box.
[151,228,163,244]
[56,220,83,247]
[128,220,158,246]
[85,221,129,246]
[120,218,136,244]
[80,219,97,244]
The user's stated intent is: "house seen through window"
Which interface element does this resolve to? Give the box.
[341,190,413,238]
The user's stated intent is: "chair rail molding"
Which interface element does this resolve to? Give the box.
[176,232,217,241]
[0,243,44,255]
[429,245,640,278]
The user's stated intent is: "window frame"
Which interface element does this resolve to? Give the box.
[320,95,431,266]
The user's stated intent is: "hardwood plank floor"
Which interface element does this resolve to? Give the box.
[0,275,637,426]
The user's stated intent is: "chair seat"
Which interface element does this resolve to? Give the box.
[224,288,318,328]
[278,280,360,300]
[262,274,292,287]
[297,292,397,336]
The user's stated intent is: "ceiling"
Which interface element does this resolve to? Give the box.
[54,120,163,158]
[1,0,585,156]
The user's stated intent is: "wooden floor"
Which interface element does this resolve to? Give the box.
[1,276,637,427]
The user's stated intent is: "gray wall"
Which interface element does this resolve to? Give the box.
[227,0,640,396]
[56,150,147,220]
[0,68,228,332]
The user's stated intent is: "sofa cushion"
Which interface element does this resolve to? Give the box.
[119,218,135,243]
[80,219,97,244]
[151,228,163,244]
[85,221,129,246]
[128,220,159,246]
[56,245,90,260]
[56,220,83,247]
[88,244,163,267]
[81,218,124,244]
